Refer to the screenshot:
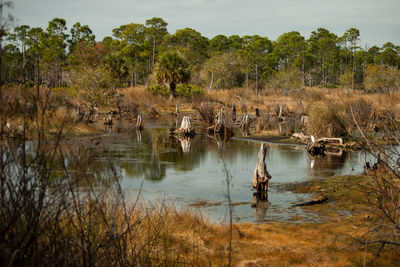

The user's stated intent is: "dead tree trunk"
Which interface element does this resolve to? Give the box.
[136,114,143,130]
[252,142,271,191]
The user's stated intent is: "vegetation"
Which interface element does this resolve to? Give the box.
[2,16,399,98]
[1,2,400,266]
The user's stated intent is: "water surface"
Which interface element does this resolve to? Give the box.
[79,122,372,223]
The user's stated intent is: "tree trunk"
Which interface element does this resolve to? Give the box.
[252,142,271,191]
[255,63,259,97]
[169,82,176,98]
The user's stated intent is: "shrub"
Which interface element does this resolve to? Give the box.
[147,84,170,97]
[364,64,400,94]
[308,101,348,137]
[23,81,35,88]
[269,69,303,95]
[176,84,203,98]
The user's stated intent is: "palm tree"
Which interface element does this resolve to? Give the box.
[155,51,190,97]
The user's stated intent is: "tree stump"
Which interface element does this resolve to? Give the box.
[239,113,251,132]
[252,142,272,191]
[206,109,233,137]
[174,116,195,137]
[136,114,143,130]
[232,103,236,121]
[103,114,113,125]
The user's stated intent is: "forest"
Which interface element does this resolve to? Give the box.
[3,17,400,96]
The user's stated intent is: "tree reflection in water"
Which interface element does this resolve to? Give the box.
[251,191,270,222]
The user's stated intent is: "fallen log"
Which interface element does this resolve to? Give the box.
[252,142,272,191]
[293,195,328,207]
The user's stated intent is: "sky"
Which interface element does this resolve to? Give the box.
[11,0,400,47]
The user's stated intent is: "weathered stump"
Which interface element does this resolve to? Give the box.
[136,114,143,130]
[232,103,236,122]
[239,113,251,132]
[306,143,326,156]
[174,116,195,137]
[175,103,179,115]
[103,114,113,125]
[206,109,233,137]
[252,142,272,191]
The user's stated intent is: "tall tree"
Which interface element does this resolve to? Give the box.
[68,22,95,53]
[41,18,68,87]
[113,23,146,87]
[343,28,360,89]
[155,51,190,97]
[145,17,168,68]
[237,35,272,95]
[9,25,30,83]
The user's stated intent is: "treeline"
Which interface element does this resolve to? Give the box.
[3,17,400,93]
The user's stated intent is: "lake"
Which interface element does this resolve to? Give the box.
[70,120,373,224]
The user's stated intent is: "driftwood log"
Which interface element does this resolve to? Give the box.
[252,142,272,191]
[294,196,328,207]
[136,114,143,130]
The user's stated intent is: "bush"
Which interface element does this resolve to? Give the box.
[364,64,400,94]
[308,101,348,137]
[176,84,203,98]
[147,84,170,97]
[23,81,35,88]
[269,69,303,95]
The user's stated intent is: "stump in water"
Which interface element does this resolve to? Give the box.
[174,116,195,137]
[252,143,272,191]
[103,114,113,125]
[136,114,143,130]
[206,109,233,137]
[232,103,236,122]
[306,142,325,156]
[239,113,251,132]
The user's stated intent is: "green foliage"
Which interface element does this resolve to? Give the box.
[269,69,303,94]
[147,84,170,97]
[23,81,35,88]
[155,51,190,96]
[339,70,354,89]
[364,64,400,94]
[176,84,203,98]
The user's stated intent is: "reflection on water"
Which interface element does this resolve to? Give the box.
[68,124,373,223]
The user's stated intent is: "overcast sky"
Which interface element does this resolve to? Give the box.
[12,0,400,47]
